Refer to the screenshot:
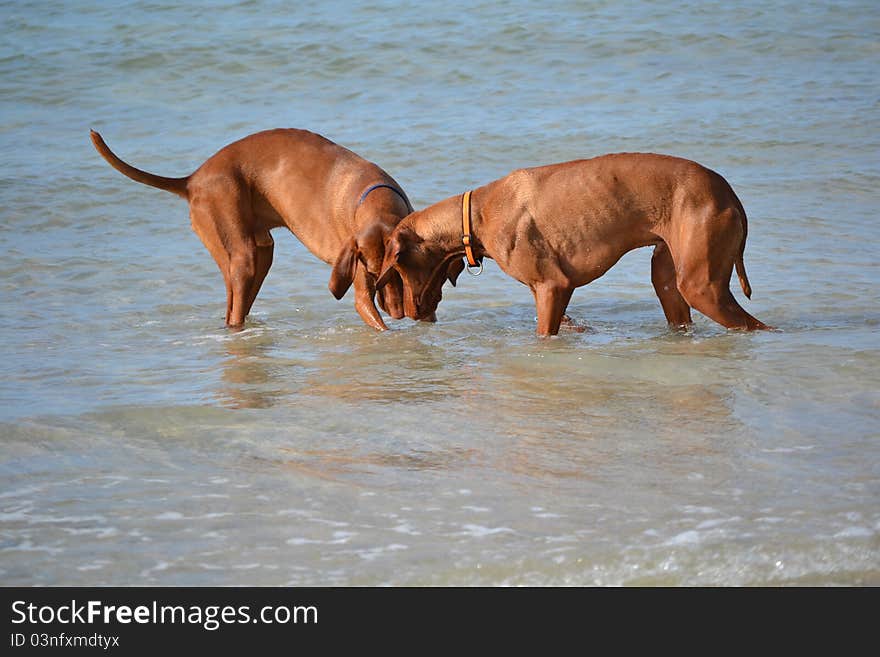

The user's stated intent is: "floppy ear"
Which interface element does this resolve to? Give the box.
[446,258,465,287]
[328,237,359,299]
[375,257,398,290]
[375,236,402,290]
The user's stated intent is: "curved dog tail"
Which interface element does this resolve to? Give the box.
[90,130,189,199]
[732,195,752,299]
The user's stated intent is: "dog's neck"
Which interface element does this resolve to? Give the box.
[408,191,485,259]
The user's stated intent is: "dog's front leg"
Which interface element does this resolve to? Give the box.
[533,283,574,337]
[353,266,388,331]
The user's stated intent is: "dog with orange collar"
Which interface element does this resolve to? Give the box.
[376,153,771,336]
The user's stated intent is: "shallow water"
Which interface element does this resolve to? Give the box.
[1,1,878,585]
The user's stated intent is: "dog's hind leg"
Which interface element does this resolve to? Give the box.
[227,246,260,327]
[191,194,259,327]
[671,209,769,331]
[190,205,234,324]
[651,241,692,329]
[678,276,768,330]
[242,231,274,319]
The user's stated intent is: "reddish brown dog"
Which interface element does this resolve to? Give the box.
[91,128,443,329]
[376,153,771,336]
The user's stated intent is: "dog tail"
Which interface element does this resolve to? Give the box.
[733,195,752,300]
[90,130,189,199]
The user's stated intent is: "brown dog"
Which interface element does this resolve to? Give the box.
[376,153,771,336]
[91,127,434,329]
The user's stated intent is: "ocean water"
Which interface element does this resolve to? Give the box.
[0,0,877,585]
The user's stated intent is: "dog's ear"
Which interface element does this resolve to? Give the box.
[328,237,359,299]
[375,235,403,290]
[446,258,465,287]
[375,256,399,290]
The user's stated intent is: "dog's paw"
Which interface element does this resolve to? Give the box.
[560,314,589,333]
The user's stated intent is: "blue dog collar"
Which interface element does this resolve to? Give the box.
[358,183,413,212]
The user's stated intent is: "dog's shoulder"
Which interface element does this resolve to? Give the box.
[500,166,538,196]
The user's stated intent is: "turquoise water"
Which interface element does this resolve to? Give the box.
[0,1,877,584]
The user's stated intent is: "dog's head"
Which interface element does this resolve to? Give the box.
[329,222,406,319]
[374,227,465,321]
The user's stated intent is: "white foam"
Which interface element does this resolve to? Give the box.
[459,524,515,538]
[833,527,873,538]
[665,530,701,546]
[154,511,184,520]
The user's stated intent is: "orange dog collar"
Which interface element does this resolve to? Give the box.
[461,190,481,272]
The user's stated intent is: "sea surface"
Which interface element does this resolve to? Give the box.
[1,0,878,585]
